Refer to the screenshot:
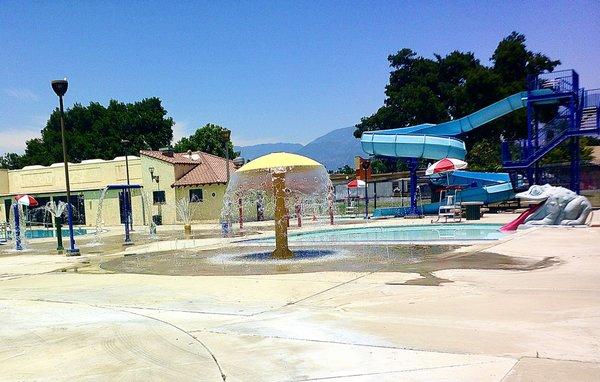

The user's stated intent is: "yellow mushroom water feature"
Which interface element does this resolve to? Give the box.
[221,152,333,259]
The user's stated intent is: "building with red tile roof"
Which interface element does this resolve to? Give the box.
[140,149,236,223]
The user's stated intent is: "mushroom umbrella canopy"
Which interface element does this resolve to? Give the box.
[223,152,332,259]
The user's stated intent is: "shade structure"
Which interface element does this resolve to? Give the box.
[223,152,332,259]
[347,179,366,188]
[14,194,38,207]
[229,152,329,195]
[237,152,322,173]
[425,158,467,176]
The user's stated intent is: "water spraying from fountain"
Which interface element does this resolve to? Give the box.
[92,186,110,245]
[44,201,68,251]
[9,203,28,251]
[140,190,158,240]
[174,196,201,238]
[221,152,333,259]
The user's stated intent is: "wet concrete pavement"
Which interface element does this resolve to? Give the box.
[1,216,599,381]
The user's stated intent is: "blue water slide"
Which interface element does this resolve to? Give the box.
[361,134,467,160]
[372,171,515,218]
[361,91,529,160]
[361,92,541,217]
[443,171,514,204]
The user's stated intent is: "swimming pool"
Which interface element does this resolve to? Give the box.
[25,227,88,239]
[247,224,505,244]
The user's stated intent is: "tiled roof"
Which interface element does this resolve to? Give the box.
[140,150,199,164]
[171,151,236,187]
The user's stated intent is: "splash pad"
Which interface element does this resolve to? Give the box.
[221,152,334,259]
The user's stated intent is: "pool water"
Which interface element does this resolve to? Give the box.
[248,224,505,244]
[25,227,88,239]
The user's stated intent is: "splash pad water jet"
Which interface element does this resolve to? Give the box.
[221,152,334,259]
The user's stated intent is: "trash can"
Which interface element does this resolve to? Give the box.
[462,202,483,220]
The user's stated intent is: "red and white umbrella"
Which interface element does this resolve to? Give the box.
[347,179,366,188]
[425,158,467,176]
[14,194,38,207]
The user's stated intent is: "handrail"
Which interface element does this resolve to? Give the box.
[502,107,572,166]
[528,70,579,94]
[583,88,600,108]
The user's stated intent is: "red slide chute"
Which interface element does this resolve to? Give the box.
[500,203,543,232]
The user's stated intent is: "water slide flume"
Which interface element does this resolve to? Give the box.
[360,91,550,216]
[223,152,332,259]
[360,91,534,161]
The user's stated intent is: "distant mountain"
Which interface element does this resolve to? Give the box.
[235,126,363,171]
[235,143,304,160]
[296,127,362,171]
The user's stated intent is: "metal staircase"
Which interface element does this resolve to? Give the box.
[580,106,598,130]
[501,69,600,192]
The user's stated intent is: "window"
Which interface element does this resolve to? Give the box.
[53,195,86,225]
[189,189,203,202]
[4,199,11,223]
[153,190,166,204]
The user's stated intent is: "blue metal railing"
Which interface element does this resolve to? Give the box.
[502,107,572,166]
[527,69,579,94]
[583,88,600,108]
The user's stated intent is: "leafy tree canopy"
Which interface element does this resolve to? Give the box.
[173,123,237,159]
[334,165,355,175]
[355,32,562,171]
[1,97,174,169]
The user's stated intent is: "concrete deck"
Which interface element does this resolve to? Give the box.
[0,216,599,381]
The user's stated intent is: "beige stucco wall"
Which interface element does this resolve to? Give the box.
[0,169,7,223]
[0,154,229,226]
[140,155,177,225]
[0,169,8,195]
[4,157,142,196]
[84,190,145,229]
[0,157,143,226]
[174,184,227,222]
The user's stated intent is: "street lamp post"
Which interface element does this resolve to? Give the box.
[221,128,231,183]
[220,128,232,233]
[149,167,161,225]
[233,157,245,229]
[361,159,371,219]
[51,79,79,256]
[121,139,133,232]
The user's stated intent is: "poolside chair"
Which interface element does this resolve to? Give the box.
[431,187,462,223]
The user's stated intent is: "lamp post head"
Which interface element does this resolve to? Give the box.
[220,128,231,141]
[121,139,130,145]
[148,166,154,176]
[233,157,245,169]
[51,79,68,97]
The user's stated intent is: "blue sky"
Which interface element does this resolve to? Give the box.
[1,0,599,154]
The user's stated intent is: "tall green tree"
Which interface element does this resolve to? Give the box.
[1,97,174,168]
[0,153,25,170]
[173,123,236,158]
[354,32,562,171]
